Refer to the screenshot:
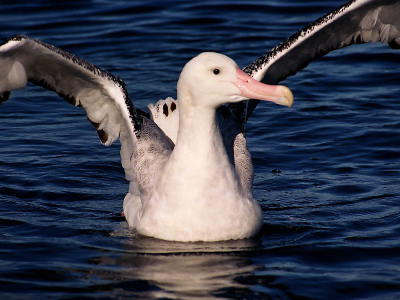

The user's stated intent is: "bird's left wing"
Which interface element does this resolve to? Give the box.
[242,0,400,121]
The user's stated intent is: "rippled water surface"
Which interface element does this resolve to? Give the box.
[1,1,400,299]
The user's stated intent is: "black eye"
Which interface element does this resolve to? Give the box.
[213,68,220,75]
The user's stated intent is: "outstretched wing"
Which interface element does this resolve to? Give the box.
[242,0,400,121]
[0,35,171,191]
[0,35,141,146]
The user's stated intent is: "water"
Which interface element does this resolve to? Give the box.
[0,1,399,299]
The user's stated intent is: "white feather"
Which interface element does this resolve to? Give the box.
[0,59,27,91]
[148,97,179,145]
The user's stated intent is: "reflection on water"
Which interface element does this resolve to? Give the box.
[93,226,264,299]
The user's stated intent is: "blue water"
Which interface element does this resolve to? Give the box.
[1,1,400,299]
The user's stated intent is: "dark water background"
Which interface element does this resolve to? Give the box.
[1,0,399,299]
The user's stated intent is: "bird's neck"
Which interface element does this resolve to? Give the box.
[155,92,248,207]
[175,103,223,161]
[160,101,240,201]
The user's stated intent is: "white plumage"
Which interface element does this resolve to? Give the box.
[0,0,399,241]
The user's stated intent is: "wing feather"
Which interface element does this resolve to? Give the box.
[0,35,173,198]
[0,35,140,146]
[242,0,400,121]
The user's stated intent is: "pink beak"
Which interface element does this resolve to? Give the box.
[233,68,293,107]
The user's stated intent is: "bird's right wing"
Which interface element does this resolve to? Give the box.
[0,35,172,190]
[0,35,141,147]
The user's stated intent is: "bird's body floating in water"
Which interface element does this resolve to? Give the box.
[0,0,399,241]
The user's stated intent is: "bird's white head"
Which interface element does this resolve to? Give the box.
[177,52,293,110]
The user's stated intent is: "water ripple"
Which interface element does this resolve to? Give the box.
[0,0,400,299]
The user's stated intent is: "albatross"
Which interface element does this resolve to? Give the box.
[0,0,399,242]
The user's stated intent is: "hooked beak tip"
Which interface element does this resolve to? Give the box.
[277,85,294,108]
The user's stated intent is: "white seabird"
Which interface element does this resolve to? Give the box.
[0,0,399,241]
